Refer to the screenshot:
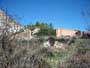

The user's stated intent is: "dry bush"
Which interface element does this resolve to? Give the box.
[0,26,51,68]
[57,39,90,68]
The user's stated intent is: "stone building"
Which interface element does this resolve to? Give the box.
[15,29,32,40]
[56,28,78,38]
[0,9,23,33]
[0,9,33,40]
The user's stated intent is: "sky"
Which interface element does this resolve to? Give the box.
[0,0,90,31]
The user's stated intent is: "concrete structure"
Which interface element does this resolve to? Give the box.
[0,9,23,33]
[15,29,32,40]
[0,9,7,29]
[9,22,23,33]
[56,28,77,38]
[32,27,40,35]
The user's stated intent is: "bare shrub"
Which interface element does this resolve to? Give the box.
[0,21,51,68]
[57,39,90,68]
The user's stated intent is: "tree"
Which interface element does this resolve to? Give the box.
[35,21,40,27]
[0,10,51,68]
[82,8,90,31]
[26,22,56,36]
[48,23,56,36]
